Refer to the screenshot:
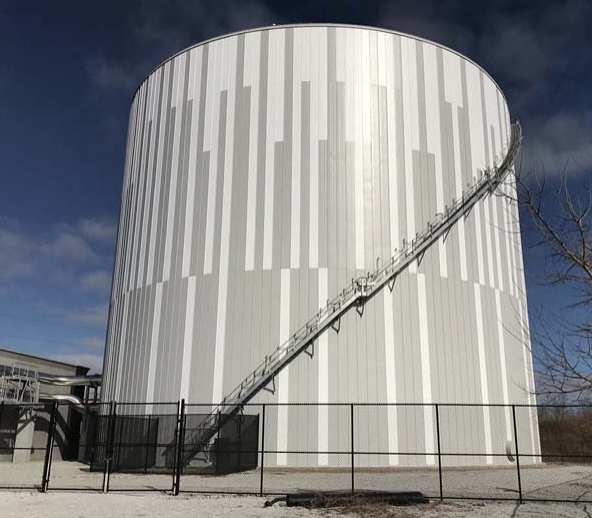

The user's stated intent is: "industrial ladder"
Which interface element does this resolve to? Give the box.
[182,122,522,465]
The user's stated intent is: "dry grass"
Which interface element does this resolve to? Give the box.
[328,500,490,517]
[331,501,415,517]
[300,493,436,517]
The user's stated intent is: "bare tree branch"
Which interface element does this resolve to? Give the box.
[512,151,592,399]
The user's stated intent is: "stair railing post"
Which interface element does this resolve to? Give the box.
[259,404,266,496]
[215,410,221,475]
[350,404,355,494]
[512,405,523,503]
[41,401,58,492]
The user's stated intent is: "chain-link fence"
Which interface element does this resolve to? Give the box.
[1,401,592,502]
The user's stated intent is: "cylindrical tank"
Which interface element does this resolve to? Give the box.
[102,24,539,467]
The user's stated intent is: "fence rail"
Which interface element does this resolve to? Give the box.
[0,401,591,503]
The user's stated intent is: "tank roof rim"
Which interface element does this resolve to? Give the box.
[129,23,509,109]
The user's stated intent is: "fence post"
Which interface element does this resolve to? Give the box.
[435,404,443,501]
[172,400,180,494]
[350,404,355,495]
[259,404,266,497]
[102,401,116,493]
[180,400,187,493]
[41,401,58,492]
[512,405,522,503]
[173,399,185,495]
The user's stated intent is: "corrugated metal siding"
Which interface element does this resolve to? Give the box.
[102,25,539,466]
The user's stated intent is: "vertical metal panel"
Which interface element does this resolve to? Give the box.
[203,44,222,275]
[424,44,447,278]
[181,48,202,278]
[317,267,329,466]
[401,38,417,274]
[383,288,398,465]
[276,268,291,465]
[263,29,285,270]
[243,33,260,272]
[104,25,537,466]
[145,69,165,285]
[474,284,493,463]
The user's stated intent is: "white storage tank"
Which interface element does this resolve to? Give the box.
[102,24,539,467]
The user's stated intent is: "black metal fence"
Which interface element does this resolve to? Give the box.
[1,401,592,503]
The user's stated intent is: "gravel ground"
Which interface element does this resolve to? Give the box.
[3,460,592,502]
[2,461,592,517]
[1,491,591,517]
[0,492,321,517]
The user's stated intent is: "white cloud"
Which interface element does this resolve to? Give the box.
[86,57,136,93]
[85,0,279,104]
[378,3,476,55]
[0,224,37,278]
[79,269,112,293]
[77,336,105,351]
[522,111,592,175]
[133,0,277,54]
[0,216,113,281]
[79,219,117,242]
[67,303,109,328]
[40,230,99,264]
[69,313,108,329]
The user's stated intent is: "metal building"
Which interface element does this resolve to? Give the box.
[0,347,90,462]
[102,24,539,466]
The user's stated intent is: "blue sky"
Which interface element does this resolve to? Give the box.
[0,1,590,373]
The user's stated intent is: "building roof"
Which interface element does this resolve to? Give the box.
[0,346,90,372]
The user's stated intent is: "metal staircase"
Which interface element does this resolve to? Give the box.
[0,363,40,404]
[182,122,522,465]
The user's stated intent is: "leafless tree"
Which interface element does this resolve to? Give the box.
[512,151,592,400]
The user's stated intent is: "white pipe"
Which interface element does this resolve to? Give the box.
[38,374,102,387]
[39,393,85,410]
